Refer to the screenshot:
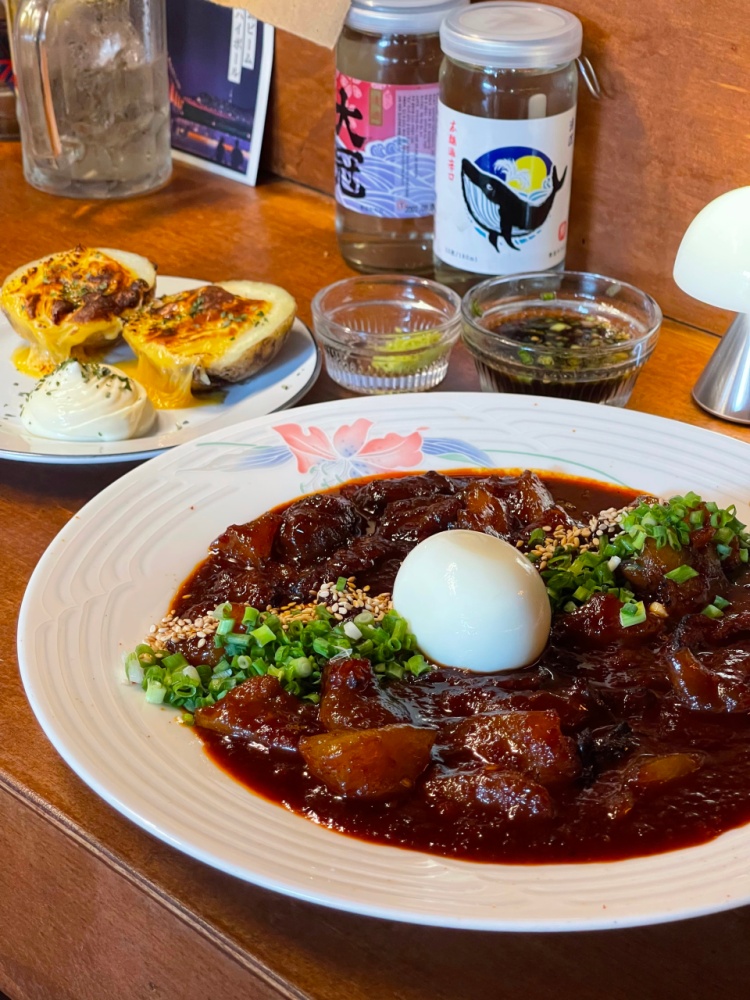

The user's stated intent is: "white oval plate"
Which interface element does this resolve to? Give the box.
[0,276,320,464]
[17,393,750,930]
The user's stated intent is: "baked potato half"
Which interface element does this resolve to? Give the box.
[122,281,296,408]
[1,246,156,372]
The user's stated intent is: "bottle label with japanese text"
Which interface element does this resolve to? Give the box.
[335,72,439,219]
[434,104,576,274]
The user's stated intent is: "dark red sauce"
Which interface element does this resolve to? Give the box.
[170,471,750,864]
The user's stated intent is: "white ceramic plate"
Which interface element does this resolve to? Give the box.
[17,393,750,930]
[0,276,320,463]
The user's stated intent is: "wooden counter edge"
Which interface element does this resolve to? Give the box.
[0,772,311,1000]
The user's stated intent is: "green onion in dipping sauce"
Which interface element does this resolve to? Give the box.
[469,304,645,404]
[497,309,631,355]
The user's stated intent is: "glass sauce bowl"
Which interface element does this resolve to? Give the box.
[312,274,462,394]
[462,271,663,405]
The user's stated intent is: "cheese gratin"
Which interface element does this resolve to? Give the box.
[1,246,156,375]
[123,281,296,408]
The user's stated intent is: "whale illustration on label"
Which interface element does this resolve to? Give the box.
[461,154,567,252]
[435,105,575,275]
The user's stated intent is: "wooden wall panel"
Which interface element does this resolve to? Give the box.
[263,1,749,334]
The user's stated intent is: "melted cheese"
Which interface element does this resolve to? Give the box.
[2,247,155,371]
[122,285,271,408]
[116,355,195,410]
[12,345,55,379]
[126,285,269,362]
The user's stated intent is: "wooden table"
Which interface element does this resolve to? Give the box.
[2,144,750,1000]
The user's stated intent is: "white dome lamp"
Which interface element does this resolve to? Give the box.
[673,187,750,423]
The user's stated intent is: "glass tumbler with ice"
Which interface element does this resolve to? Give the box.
[12,0,171,198]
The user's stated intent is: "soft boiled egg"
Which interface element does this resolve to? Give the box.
[392,529,551,673]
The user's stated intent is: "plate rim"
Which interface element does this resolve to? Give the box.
[16,391,750,930]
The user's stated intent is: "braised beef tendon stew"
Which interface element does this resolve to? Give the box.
[126,470,750,864]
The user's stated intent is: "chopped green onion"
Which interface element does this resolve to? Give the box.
[540,491,750,612]
[527,527,546,546]
[130,606,427,709]
[216,617,235,636]
[135,643,157,666]
[335,576,347,592]
[211,602,233,619]
[226,632,250,648]
[161,651,188,670]
[620,600,647,628]
[664,564,699,584]
[251,623,277,646]
[713,595,731,610]
[702,604,724,620]
[124,651,144,685]
[289,656,313,678]
[145,679,166,704]
[242,606,260,626]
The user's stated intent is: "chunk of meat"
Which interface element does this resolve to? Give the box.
[455,481,511,537]
[344,471,456,517]
[667,648,727,712]
[621,537,728,615]
[378,495,461,545]
[194,675,319,751]
[274,495,363,566]
[620,537,685,592]
[293,535,399,601]
[319,657,413,731]
[520,504,584,544]
[668,611,750,712]
[299,725,436,799]
[175,562,280,612]
[581,751,703,823]
[210,511,281,570]
[552,592,665,649]
[480,471,555,527]
[450,710,580,785]
[423,768,554,820]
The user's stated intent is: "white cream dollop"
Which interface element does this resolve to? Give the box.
[21,360,155,442]
[392,529,552,674]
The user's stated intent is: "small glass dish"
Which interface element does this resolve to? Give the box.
[462,272,663,406]
[312,275,462,394]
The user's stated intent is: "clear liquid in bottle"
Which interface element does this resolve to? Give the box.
[335,4,464,274]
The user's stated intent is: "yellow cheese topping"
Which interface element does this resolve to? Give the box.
[123,285,271,409]
[2,247,151,374]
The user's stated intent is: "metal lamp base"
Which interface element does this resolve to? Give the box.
[692,313,750,424]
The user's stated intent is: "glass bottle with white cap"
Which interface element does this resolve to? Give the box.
[335,0,468,274]
[434,2,582,289]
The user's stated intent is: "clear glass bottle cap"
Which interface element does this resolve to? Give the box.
[440,2,582,69]
[347,0,470,36]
